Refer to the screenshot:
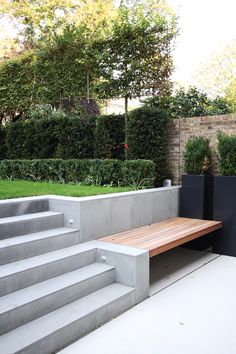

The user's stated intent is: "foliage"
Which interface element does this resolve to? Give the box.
[3,115,96,159]
[96,3,177,102]
[0,51,36,122]
[127,106,170,186]
[94,1,177,150]
[195,39,236,98]
[217,132,236,176]
[0,0,117,47]
[183,136,212,175]
[0,26,103,121]
[0,1,177,122]
[28,105,66,120]
[0,159,156,188]
[0,19,21,60]
[225,79,236,113]
[143,87,232,118]
[0,127,6,159]
[95,114,125,159]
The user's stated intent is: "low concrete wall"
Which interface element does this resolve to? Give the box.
[0,187,180,242]
[49,186,180,242]
[94,241,149,304]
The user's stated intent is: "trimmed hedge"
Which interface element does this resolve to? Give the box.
[127,106,170,186]
[183,136,212,175]
[0,159,156,188]
[95,114,125,159]
[0,127,6,159]
[0,108,171,185]
[4,116,96,159]
[217,132,236,176]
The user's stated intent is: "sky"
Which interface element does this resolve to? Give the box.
[169,0,236,86]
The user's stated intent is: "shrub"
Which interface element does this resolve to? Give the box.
[143,87,232,118]
[0,127,6,159]
[127,106,170,186]
[3,115,96,160]
[95,114,125,159]
[0,159,156,188]
[217,131,236,175]
[183,136,212,175]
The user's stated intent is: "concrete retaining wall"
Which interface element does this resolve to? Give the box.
[0,188,179,303]
[49,186,180,242]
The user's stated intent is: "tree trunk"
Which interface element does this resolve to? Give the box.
[87,71,90,103]
[124,95,128,160]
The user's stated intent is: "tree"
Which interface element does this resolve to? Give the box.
[0,25,103,121]
[0,0,178,127]
[195,39,236,99]
[225,79,236,112]
[0,20,21,59]
[95,2,177,155]
[143,87,232,118]
[0,0,117,48]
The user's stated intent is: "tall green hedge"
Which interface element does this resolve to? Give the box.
[127,107,170,186]
[0,159,156,188]
[95,114,125,159]
[0,127,6,159]
[4,116,96,159]
[0,108,171,185]
[217,132,236,175]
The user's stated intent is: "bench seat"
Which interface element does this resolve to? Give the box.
[99,217,222,257]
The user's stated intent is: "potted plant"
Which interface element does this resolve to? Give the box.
[180,136,213,250]
[213,132,236,256]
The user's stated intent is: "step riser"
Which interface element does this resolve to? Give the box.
[0,249,96,296]
[11,291,135,354]
[0,214,64,239]
[0,269,115,335]
[0,199,49,218]
[0,231,80,265]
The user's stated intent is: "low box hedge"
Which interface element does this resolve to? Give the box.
[0,159,156,188]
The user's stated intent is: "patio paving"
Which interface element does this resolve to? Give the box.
[60,248,236,354]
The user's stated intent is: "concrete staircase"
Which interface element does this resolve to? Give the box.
[0,198,135,354]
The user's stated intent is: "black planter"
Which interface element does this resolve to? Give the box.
[179,174,214,250]
[213,176,236,256]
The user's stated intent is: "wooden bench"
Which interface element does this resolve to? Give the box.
[99,217,222,257]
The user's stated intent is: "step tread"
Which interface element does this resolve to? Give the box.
[0,227,79,248]
[0,243,96,279]
[0,283,135,354]
[0,211,63,225]
[0,263,114,315]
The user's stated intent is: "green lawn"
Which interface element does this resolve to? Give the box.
[0,180,134,200]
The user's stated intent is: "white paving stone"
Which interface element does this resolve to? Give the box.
[60,253,236,354]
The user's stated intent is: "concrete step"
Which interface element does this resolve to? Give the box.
[0,211,64,239]
[0,283,135,354]
[0,227,80,265]
[0,244,97,296]
[0,263,115,335]
[0,198,48,218]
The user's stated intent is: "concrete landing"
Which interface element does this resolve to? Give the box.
[60,250,236,354]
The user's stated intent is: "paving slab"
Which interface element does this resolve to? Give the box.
[150,247,219,295]
[60,252,236,354]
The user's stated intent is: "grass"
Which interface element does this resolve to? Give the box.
[0,180,134,200]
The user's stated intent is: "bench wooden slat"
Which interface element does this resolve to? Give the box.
[99,217,222,258]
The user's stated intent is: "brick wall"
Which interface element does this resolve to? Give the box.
[168,114,236,185]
